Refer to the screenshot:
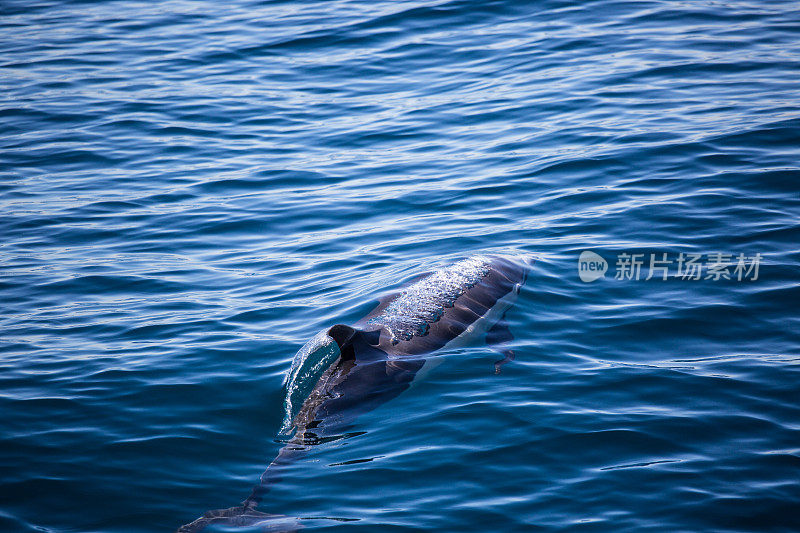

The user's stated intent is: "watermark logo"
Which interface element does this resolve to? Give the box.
[578,250,608,282]
[578,251,761,282]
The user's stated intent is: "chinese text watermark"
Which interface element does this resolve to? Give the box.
[578,251,761,283]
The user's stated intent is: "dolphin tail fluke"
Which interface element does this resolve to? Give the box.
[176,503,301,533]
[176,442,308,533]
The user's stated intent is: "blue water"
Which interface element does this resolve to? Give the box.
[2,0,800,531]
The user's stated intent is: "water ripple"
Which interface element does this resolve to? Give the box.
[2,0,800,531]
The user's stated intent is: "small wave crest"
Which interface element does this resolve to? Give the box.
[279,329,341,436]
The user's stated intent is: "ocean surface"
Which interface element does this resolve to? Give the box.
[2,1,800,531]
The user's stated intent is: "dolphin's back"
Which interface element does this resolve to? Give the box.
[360,255,529,356]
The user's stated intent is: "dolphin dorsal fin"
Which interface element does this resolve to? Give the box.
[326,324,359,361]
[327,325,384,361]
[327,324,356,348]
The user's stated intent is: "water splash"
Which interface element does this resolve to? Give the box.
[367,256,492,344]
[280,329,341,436]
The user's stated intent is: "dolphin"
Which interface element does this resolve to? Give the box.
[177,254,531,532]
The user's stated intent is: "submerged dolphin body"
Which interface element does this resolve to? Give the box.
[178,255,531,532]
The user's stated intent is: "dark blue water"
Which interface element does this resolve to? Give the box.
[2,1,800,531]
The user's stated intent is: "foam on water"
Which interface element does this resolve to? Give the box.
[366,256,492,343]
